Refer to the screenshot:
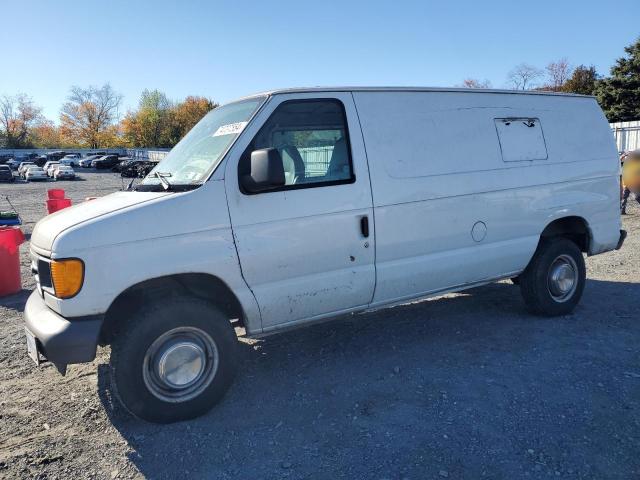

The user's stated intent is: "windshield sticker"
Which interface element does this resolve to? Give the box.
[212,121,248,137]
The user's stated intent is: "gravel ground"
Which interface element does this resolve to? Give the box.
[0,172,639,480]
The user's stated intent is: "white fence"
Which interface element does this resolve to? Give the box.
[611,121,640,153]
[125,149,170,161]
[0,148,170,161]
[0,148,126,158]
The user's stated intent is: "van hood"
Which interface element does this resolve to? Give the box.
[31,191,169,253]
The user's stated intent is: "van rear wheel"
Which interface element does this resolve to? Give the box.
[109,298,238,423]
[519,238,586,316]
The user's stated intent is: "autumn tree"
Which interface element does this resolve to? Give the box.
[120,113,140,147]
[544,58,572,91]
[60,83,122,148]
[30,120,62,148]
[507,63,544,90]
[0,94,43,147]
[122,93,217,147]
[595,38,640,122]
[562,65,599,95]
[459,78,492,89]
[170,96,217,142]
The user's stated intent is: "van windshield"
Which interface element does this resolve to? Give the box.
[137,97,265,191]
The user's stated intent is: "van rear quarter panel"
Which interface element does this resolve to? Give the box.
[352,91,620,304]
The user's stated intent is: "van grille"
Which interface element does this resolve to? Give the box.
[31,252,53,295]
[38,260,53,289]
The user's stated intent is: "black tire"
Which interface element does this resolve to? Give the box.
[519,237,586,316]
[109,298,238,423]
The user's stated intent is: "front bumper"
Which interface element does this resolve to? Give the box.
[24,290,103,365]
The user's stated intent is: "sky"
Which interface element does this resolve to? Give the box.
[1,0,639,121]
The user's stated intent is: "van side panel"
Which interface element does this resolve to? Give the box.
[47,181,263,334]
[352,91,620,305]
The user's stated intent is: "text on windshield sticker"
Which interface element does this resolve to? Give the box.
[212,122,248,137]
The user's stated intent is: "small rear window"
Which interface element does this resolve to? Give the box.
[494,118,547,162]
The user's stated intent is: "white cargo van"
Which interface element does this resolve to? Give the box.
[24,87,625,423]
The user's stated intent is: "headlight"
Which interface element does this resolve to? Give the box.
[50,259,84,298]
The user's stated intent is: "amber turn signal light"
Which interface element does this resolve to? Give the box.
[50,259,84,299]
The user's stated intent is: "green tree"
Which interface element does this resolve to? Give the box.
[122,89,174,147]
[595,38,640,122]
[562,65,599,95]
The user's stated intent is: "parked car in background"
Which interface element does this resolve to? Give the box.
[118,160,157,178]
[92,155,121,169]
[18,162,36,178]
[14,153,39,163]
[79,155,102,168]
[25,166,48,181]
[0,154,13,164]
[43,151,68,164]
[110,157,134,173]
[53,165,76,181]
[60,155,81,167]
[43,161,61,177]
[6,159,21,170]
[0,165,15,182]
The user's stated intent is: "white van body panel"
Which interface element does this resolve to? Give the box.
[31,191,170,252]
[352,90,620,304]
[224,92,375,329]
[32,182,261,333]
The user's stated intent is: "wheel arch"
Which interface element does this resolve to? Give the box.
[539,215,591,253]
[99,273,246,345]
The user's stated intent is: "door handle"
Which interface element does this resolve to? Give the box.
[360,215,369,238]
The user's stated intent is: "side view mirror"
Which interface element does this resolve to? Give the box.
[241,148,285,192]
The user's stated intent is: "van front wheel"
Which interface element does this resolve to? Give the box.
[519,238,586,316]
[109,299,238,423]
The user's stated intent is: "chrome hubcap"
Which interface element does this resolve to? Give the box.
[158,342,205,388]
[547,254,578,302]
[143,327,218,403]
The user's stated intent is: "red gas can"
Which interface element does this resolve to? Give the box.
[48,189,65,200]
[46,198,72,214]
[0,227,25,297]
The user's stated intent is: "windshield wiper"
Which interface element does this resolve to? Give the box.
[152,171,173,191]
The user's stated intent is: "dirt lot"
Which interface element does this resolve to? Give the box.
[0,172,639,479]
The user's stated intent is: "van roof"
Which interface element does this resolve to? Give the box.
[237,86,593,101]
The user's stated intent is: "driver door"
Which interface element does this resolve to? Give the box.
[224,93,375,330]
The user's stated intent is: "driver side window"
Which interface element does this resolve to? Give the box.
[239,99,354,190]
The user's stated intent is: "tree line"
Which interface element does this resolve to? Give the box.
[2,37,639,149]
[461,62,599,96]
[462,38,639,123]
[0,86,217,149]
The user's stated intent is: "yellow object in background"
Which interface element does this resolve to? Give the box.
[622,152,640,193]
